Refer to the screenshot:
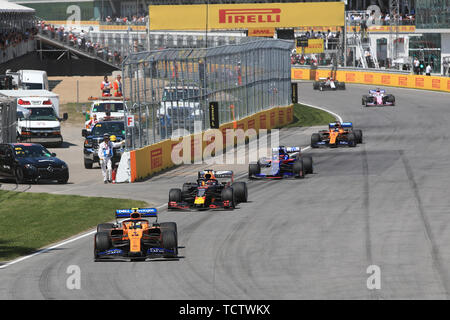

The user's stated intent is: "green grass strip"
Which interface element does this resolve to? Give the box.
[0,190,147,262]
[285,103,336,128]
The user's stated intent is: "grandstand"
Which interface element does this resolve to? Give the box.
[0,0,37,64]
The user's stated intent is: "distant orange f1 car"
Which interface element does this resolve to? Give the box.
[311,122,363,148]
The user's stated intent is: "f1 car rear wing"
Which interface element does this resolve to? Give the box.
[329,122,353,129]
[272,146,300,153]
[198,170,233,179]
[369,89,385,94]
[116,208,157,219]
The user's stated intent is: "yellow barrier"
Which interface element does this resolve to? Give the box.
[129,104,294,182]
[291,67,450,93]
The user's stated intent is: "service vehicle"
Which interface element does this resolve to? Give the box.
[0,143,69,184]
[248,146,313,179]
[168,170,247,210]
[0,90,67,146]
[311,122,363,148]
[6,69,49,90]
[362,89,395,106]
[84,96,125,131]
[82,120,125,169]
[157,86,203,139]
[94,208,178,261]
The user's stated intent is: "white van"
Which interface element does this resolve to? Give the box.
[0,90,67,146]
[6,69,49,90]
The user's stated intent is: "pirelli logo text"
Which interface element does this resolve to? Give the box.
[151,148,163,169]
[218,8,281,24]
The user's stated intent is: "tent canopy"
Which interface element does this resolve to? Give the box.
[0,0,34,13]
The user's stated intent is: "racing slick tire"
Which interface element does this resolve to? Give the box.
[94,232,111,259]
[301,156,313,174]
[182,183,193,193]
[162,230,178,258]
[362,95,368,105]
[293,160,305,179]
[84,159,93,169]
[311,133,321,148]
[313,81,319,90]
[337,82,346,90]
[386,94,395,106]
[97,223,115,233]
[160,222,177,234]
[353,129,363,144]
[169,188,182,203]
[221,187,236,209]
[232,182,248,203]
[347,133,357,147]
[248,163,260,179]
[160,222,178,256]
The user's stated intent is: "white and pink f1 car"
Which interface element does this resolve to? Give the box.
[362,89,395,107]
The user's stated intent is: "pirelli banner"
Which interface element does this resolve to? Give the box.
[291,67,450,93]
[149,2,345,30]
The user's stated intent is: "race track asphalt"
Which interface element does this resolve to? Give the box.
[1,82,450,299]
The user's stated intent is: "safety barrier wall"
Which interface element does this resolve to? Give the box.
[129,104,294,182]
[292,67,450,93]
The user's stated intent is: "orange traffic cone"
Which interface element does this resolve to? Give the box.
[112,166,117,184]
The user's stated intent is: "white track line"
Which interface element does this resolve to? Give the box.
[0,103,342,269]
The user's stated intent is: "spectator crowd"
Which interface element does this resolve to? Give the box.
[291,29,340,66]
[38,21,123,66]
[104,15,147,25]
[0,27,38,52]
[348,12,415,26]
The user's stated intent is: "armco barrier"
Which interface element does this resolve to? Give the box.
[128,104,294,182]
[292,67,450,93]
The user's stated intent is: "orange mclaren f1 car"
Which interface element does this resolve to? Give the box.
[311,122,363,148]
[94,208,178,261]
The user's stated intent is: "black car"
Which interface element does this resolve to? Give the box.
[82,120,125,169]
[0,143,69,184]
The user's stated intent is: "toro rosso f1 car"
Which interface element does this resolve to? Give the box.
[94,208,178,261]
[362,89,395,107]
[313,78,346,91]
[168,170,248,210]
[311,122,363,148]
[248,146,313,179]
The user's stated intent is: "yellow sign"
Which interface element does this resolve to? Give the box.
[248,27,275,37]
[297,39,324,54]
[149,2,345,30]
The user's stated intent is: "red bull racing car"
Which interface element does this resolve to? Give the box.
[311,122,363,148]
[362,89,395,107]
[168,170,248,210]
[248,146,313,179]
[94,208,178,261]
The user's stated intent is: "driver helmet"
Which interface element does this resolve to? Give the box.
[103,133,110,140]
[334,122,342,131]
[110,135,117,142]
[279,147,289,160]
